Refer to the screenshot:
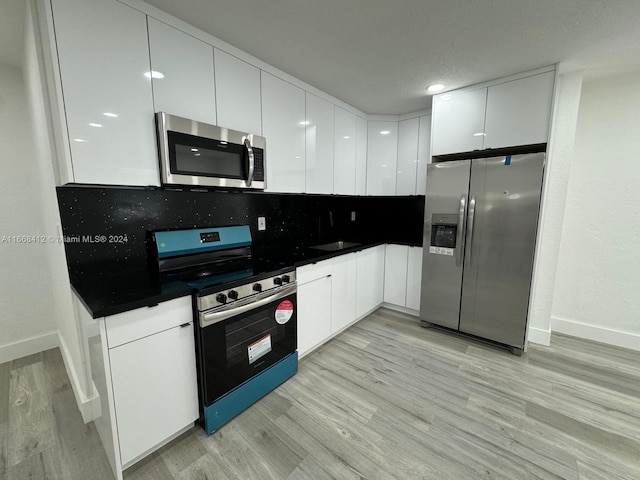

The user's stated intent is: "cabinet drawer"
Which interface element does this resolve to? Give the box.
[297,258,333,285]
[105,296,192,348]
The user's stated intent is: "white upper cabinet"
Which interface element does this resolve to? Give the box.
[483,71,555,149]
[416,115,431,196]
[396,118,420,195]
[305,93,334,194]
[366,121,398,195]
[51,0,158,186]
[261,72,306,193]
[431,88,487,156]
[214,49,261,134]
[355,116,368,195]
[333,107,357,195]
[147,18,216,125]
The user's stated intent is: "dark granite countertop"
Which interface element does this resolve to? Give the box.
[72,240,388,318]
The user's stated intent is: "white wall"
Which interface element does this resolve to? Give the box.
[0,60,58,361]
[22,0,93,414]
[550,70,640,350]
[527,70,584,346]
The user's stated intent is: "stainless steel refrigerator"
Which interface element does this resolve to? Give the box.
[419,153,545,355]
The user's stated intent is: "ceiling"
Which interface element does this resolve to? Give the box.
[145,0,640,115]
[0,0,25,68]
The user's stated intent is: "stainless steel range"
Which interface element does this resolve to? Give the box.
[151,226,297,435]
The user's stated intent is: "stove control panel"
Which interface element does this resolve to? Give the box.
[198,270,297,311]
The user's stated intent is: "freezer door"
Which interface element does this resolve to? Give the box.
[459,153,544,348]
[420,160,471,329]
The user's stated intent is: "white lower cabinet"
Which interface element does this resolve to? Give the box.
[297,247,385,357]
[109,322,198,466]
[384,244,409,305]
[297,273,332,357]
[383,244,423,311]
[406,246,423,311]
[356,245,385,318]
[91,296,198,475]
[331,253,357,333]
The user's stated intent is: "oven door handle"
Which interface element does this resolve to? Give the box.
[199,283,297,328]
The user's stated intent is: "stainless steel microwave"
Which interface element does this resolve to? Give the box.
[156,112,266,190]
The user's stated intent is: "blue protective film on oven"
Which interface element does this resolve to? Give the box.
[203,352,298,435]
[154,225,252,258]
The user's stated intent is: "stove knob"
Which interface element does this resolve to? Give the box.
[228,290,238,300]
[273,277,283,286]
[282,274,291,283]
[253,283,262,292]
[216,293,227,304]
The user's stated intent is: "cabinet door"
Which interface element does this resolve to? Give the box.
[333,107,357,195]
[355,116,368,195]
[396,118,420,195]
[305,93,334,194]
[331,253,357,333]
[356,245,385,318]
[109,323,198,466]
[262,72,306,193]
[214,49,261,134]
[51,0,157,186]
[297,275,332,357]
[483,71,555,149]
[366,121,398,195]
[383,244,408,306]
[416,115,431,196]
[431,88,486,156]
[406,246,423,311]
[147,18,216,125]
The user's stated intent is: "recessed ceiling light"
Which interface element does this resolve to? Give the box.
[380,130,390,135]
[144,71,165,79]
[473,132,487,137]
[103,112,118,118]
[88,122,102,128]
[426,83,446,94]
[343,136,351,140]
[73,138,87,143]
[299,121,310,126]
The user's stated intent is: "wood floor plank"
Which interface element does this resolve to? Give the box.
[6,362,56,467]
[157,428,207,478]
[3,310,640,480]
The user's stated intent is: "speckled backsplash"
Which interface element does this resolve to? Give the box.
[56,185,424,274]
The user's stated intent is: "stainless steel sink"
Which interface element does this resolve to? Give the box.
[309,241,362,252]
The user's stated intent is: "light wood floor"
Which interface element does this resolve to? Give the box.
[1,308,639,479]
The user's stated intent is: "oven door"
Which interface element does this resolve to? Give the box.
[195,284,297,407]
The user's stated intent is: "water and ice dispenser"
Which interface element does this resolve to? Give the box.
[429,214,458,255]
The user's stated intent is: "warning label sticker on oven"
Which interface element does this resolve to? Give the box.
[429,246,454,256]
[248,334,272,364]
[275,300,294,325]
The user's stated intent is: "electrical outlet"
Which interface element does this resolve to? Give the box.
[351,211,356,221]
[258,216,266,231]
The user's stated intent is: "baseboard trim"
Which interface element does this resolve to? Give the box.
[527,326,551,346]
[58,332,99,423]
[0,331,58,364]
[381,303,419,317]
[552,316,640,352]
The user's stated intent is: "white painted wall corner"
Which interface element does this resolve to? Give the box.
[527,326,551,346]
[58,331,99,423]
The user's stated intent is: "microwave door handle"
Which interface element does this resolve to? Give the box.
[244,138,255,187]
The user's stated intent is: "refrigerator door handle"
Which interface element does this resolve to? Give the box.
[467,196,477,265]
[455,195,467,267]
